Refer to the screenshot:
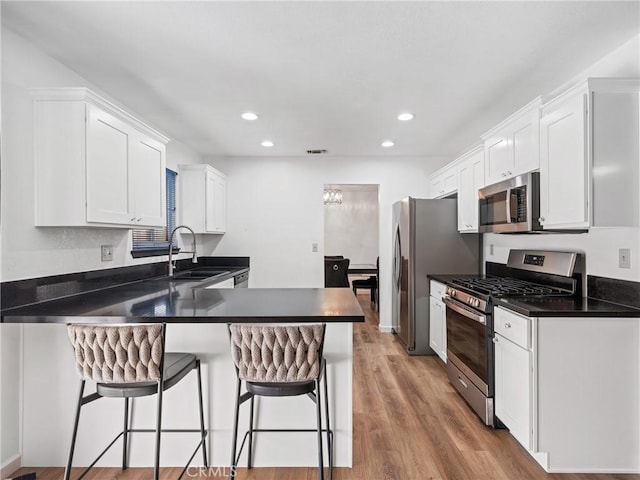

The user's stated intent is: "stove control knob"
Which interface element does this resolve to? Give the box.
[450,289,456,297]
[475,299,481,308]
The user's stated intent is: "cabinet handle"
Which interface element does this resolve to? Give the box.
[501,173,507,177]
[504,322,511,328]
[507,170,512,175]
[137,218,142,222]
[538,217,545,223]
[457,376,468,389]
[130,217,136,222]
[493,336,499,343]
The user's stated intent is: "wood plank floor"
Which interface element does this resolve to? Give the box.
[12,295,638,480]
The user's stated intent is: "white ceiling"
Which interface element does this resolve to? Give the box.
[2,1,639,159]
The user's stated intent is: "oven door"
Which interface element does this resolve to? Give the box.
[444,296,491,395]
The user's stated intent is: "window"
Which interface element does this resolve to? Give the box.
[131,168,178,258]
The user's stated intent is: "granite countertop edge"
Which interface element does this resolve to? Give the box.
[427,273,640,318]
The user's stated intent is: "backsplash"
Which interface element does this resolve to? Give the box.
[483,227,640,282]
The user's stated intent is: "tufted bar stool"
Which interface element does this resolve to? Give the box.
[64,323,208,480]
[228,323,333,480]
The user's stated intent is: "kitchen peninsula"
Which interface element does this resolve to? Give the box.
[0,263,364,470]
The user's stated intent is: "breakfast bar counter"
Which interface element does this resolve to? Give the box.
[1,271,363,470]
[1,283,365,324]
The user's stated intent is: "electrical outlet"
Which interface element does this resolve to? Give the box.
[619,248,631,269]
[101,245,114,262]
[489,244,494,256]
[312,242,318,253]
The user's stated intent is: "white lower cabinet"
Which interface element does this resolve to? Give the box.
[494,306,640,473]
[429,281,446,362]
[494,331,531,450]
[33,88,168,228]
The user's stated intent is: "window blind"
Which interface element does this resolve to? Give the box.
[131,169,177,254]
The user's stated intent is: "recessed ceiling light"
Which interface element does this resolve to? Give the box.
[261,140,274,147]
[381,140,395,148]
[241,112,258,121]
[397,112,415,121]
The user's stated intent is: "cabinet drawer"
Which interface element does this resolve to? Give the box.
[494,307,530,349]
[430,280,446,300]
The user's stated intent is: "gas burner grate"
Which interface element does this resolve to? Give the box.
[450,276,570,297]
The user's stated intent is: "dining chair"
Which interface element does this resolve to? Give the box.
[324,258,350,287]
[228,323,332,480]
[351,257,378,305]
[64,323,208,480]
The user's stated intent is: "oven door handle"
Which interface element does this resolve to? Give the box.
[443,297,486,325]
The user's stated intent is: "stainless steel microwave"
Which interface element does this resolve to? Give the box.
[478,172,541,233]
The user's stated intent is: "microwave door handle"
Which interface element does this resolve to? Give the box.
[505,187,512,223]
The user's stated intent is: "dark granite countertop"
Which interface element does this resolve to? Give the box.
[494,296,640,318]
[427,273,640,318]
[1,278,365,323]
[1,258,364,324]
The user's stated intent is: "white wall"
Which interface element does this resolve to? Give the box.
[324,187,379,265]
[208,155,439,330]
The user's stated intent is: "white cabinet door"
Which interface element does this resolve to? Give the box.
[539,90,589,229]
[511,112,539,178]
[33,88,169,228]
[484,133,511,185]
[205,169,226,233]
[494,332,531,450]
[429,166,458,198]
[429,296,446,362]
[483,98,541,186]
[457,147,484,232]
[131,138,166,227]
[86,106,132,224]
[179,164,227,234]
[429,176,443,198]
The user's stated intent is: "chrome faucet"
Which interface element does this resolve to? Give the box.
[168,225,198,277]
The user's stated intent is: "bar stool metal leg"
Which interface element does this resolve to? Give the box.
[315,378,324,480]
[229,378,242,480]
[64,380,86,480]
[323,362,333,480]
[195,360,209,467]
[247,395,255,469]
[122,398,130,470]
[154,379,164,480]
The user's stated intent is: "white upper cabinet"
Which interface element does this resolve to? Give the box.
[456,146,485,232]
[429,163,458,198]
[33,88,168,228]
[539,79,639,230]
[179,164,227,234]
[482,97,541,186]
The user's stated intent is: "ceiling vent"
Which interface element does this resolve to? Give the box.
[306,149,328,155]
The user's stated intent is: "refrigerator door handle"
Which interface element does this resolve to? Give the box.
[394,225,402,289]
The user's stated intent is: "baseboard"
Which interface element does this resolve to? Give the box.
[1,454,21,479]
[378,325,394,333]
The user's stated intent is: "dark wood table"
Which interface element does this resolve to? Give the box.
[348,263,377,275]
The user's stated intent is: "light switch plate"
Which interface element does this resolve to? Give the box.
[619,248,631,269]
[101,245,114,262]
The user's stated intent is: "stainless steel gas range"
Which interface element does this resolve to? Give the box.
[443,249,584,426]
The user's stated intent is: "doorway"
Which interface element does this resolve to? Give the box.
[323,184,379,301]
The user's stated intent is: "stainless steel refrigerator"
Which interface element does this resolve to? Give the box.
[392,197,480,355]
